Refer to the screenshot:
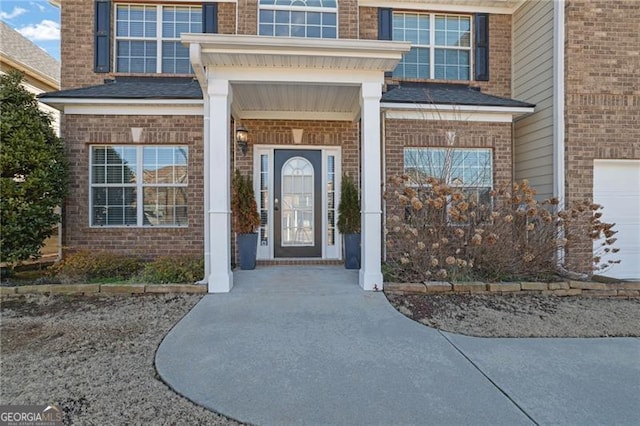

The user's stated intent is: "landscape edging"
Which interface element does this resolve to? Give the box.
[384,281,640,298]
[1,283,208,296]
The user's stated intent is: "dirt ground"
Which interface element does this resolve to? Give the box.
[386,293,640,337]
[0,294,242,425]
[2,293,639,425]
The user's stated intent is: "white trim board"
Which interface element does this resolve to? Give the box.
[58,103,204,116]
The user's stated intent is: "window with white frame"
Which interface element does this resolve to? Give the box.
[115,4,202,74]
[404,147,492,202]
[258,0,337,39]
[91,146,188,227]
[393,13,471,80]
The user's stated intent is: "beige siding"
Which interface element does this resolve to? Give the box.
[512,0,554,198]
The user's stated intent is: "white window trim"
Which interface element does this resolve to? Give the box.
[393,12,473,81]
[113,3,201,74]
[257,0,339,39]
[89,145,189,228]
[253,145,342,260]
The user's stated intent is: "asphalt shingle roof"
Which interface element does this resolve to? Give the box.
[382,82,535,108]
[0,21,60,84]
[39,76,203,99]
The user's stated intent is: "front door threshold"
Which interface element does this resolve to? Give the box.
[257,259,343,266]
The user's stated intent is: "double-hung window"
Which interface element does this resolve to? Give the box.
[91,146,188,227]
[258,0,337,39]
[393,13,472,80]
[404,148,492,202]
[115,4,202,74]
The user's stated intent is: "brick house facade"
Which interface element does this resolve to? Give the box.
[42,0,640,291]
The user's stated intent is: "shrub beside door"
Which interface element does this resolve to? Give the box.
[338,174,361,269]
[232,169,261,270]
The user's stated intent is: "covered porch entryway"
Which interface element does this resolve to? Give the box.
[182,34,410,293]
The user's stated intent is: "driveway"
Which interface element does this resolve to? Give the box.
[155,266,640,425]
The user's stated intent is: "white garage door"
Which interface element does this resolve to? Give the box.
[593,160,640,280]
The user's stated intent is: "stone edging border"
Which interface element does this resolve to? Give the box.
[384,280,640,298]
[0,283,207,296]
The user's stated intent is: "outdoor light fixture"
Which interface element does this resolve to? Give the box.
[236,124,249,156]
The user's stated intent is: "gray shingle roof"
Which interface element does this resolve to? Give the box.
[39,76,203,99]
[0,21,60,84]
[382,82,535,108]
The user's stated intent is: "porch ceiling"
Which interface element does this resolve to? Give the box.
[183,34,411,121]
[232,83,361,121]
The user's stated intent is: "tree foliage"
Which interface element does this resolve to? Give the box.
[231,169,260,234]
[1,72,68,264]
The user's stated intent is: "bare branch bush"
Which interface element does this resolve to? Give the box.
[384,175,619,283]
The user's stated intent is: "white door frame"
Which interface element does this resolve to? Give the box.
[253,145,342,260]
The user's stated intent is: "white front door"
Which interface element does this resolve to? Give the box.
[254,145,341,260]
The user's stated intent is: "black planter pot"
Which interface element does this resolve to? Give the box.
[237,233,258,270]
[344,233,361,269]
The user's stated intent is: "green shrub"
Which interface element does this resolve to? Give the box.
[50,250,143,283]
[138,256,204,284]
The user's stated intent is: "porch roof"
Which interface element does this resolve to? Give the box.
[184,34,411,121]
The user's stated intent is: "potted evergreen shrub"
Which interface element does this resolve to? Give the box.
[232,169,261,270]
[337,173,361,269]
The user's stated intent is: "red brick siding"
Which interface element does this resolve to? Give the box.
[338,0,358,39]
[564,0,640,272]
[61,115,204,258]
[359,7,378,40]
[218,2,236,34]
[474,14,512,98]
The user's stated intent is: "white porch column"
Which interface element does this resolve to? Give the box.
[207,78,233,292]
[359,82,384,291]
[202,94,211,282]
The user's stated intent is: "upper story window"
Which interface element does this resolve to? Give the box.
[115,4,202,74]
[393,13,471,81]
[258,0,337,39]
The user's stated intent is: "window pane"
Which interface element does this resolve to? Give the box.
[259,2,337,39]
[404,148,492,188]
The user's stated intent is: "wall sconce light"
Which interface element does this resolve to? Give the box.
[236,124,249,156]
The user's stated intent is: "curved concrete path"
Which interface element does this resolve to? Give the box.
[156,266,640,425]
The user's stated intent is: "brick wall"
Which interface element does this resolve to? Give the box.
[564,0,640,273]
[338,0,359,39]
[61,0,104,89]
[359,7,378,40]
[237,0,258,35]
[218,2,236,34]
[384,119,513,189]
[61,115,204,258]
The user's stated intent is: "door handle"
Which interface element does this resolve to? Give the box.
[274,198,279,211]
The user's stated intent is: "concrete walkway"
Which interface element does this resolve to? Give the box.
[155,266,640,426]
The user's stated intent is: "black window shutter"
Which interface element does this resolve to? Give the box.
[94,0,111,73]
[474,13,489,81]
[378,8,392,41]
[203,3,218,34]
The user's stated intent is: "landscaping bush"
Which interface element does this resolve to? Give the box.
[384,175,618,283]
[50,251,143,283]
[138,255,204,284]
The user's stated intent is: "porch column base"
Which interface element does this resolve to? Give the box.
[359,269,384,291]
[208,271,233,293]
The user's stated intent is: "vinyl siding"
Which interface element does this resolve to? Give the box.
[512,0,554,199]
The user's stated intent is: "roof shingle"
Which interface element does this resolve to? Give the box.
[382,82,535,108]
[39,76,203,99]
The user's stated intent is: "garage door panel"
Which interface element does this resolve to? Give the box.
[593,160,640,280]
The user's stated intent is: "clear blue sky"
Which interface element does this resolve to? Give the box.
[1,0,61,60]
